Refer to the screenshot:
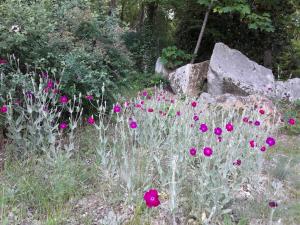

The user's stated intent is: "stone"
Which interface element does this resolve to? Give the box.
[168,61,209,97]
[207,42,276,98]
[155,57,173,78]
[275,78,300,102]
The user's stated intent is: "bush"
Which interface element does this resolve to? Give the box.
[160,46,193,70]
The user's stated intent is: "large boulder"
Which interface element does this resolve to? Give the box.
[155,57,173,78]
[275,78,300,102]
[168,61,209,97]
[207,43,276,98]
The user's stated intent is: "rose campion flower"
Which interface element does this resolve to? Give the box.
[176,111,181,116]
[130,121,138,129]
[288,118,296,125]
[243,117,249,123]
[225,123,234,132]
[60,95,68,104]
[87,116,95,125]
[191,101,197,107]
[260,146,266,152]
[249,140,255,148]
[254,121,260,126]
[217,136,222,142]
[268,201,278,208]
[85,95,93,101]
[113,104,121,113]
[59,122,68,130]
[124,101,130,108]
[203,147,213,157]
[266,137,276,147]
[233,159,241,166]
[259,109,265,115]
[189,147,197,156]
[199,123,208,133]
[47,80,54,89]
[193,115,199,121]
[214,127,222,136]
[0,105,8,113]
[142,91,148,97]
[143,189,160,208]
[147,108,154,112]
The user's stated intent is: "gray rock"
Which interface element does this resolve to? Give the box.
[207,43,275,98]
[155,57,173,78]
[275,78,300,102]
[168,61,209,97]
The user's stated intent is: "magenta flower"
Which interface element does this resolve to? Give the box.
[203,147,213,157]
[59,122,68,130]
[217,136,222,142]
[0,105,8,113]
[233,159,241,166]
[147,108,154,112]
[87,116,95,125]
[243,117,249,123]
[85,95,93,101]
[268,201,278,208]
[135,104,142,108]
[59,95,68,104]
[170,99,175,104]
[259,109,265,115]
[266,137,276,147]
[250,140,255,148]
[140,100,144,105]
[113,104,122,113]
[189,147,197,156]
[143,189,160,208]
[176,111,181,116]
[124,101,130,108]
[214,127,222,136]
[260,146,266,152]
[225,123,234,132]
[193,115,199,121]
[142,91,148,97]
[254,121,260,126]
[130,121,138,129]
[47,80,54,89]
[288,118,296,125]
[191,101,197,107]
[0,58,8,65]
[199,123,208,133]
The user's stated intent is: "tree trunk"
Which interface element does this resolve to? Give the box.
[137,3,145,32]
[108,0,117,16]
[191,1,213,64]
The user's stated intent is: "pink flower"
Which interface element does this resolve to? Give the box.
[214,127,222,136]
[0,58,8,65]
[140,100,144,105]
[176,111,181,116]
[260,146,266,152]
[193,115,199,121]
[47,80,54,89]
[130,121,138,129]
[254,121,260,126]
[113,104,122,113]
[59,122,68,130]
[233,159,241,166]
[59,95,68,104]
[250,140,255,148]
[87,116,95,125]
[225,123,234,132]
[199,123,208,132]
[288,118,296,125]
[266,137,276,147]
[191,101,197,107]
[259,109,265,115]
[189,147,197,156]
[243,117,249,123]
[135,104,142,108]
[170,99,175,104]
[142,91,148,97]
[268,201,278,208]
[217,136,222,142]
[143,189,160,208]
[124,101,130,108]
[147,108,154,112]
[203,147,213,157]
[85,95,93,101]
[0,105,8,113]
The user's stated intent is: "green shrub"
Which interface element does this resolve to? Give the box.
[160,46,194,70]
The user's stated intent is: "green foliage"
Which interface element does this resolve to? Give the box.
[280,99,300,135]
[160,46,193,69]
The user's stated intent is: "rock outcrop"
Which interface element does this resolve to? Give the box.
[155,57,173,78]
[168,61,209,97]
